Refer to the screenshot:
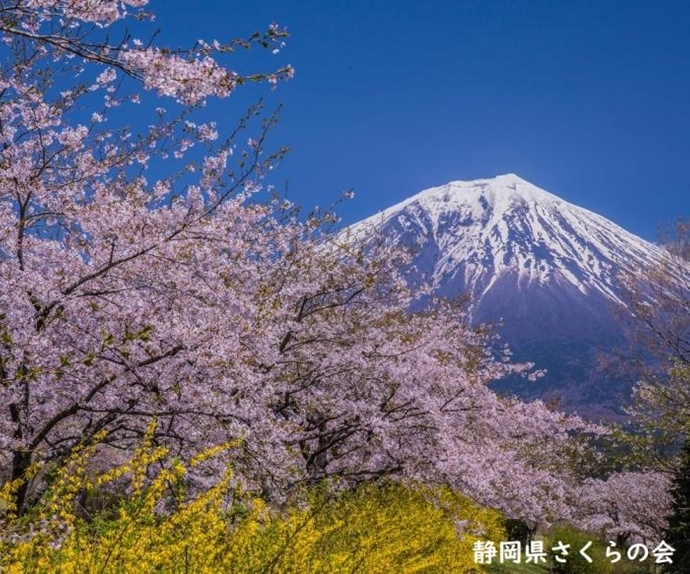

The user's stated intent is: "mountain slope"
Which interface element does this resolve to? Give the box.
[351,174,664,418]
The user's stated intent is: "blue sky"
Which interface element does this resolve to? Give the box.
[151,0,689,242]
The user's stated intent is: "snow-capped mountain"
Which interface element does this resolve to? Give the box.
[351,174,664,418]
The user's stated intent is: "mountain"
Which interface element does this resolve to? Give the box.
[350,174,664,419]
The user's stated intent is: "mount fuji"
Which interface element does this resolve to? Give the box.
[350,174,663,419]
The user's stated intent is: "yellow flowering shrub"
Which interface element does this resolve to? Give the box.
[304,481,505,573]
[0,429,503,573]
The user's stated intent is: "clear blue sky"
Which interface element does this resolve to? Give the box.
[151,0,689,242]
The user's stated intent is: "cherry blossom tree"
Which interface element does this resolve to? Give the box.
[0,0,295,511]
[592,221,690,553]
[620,220,690,570]
[0,0,600,527]
[575,470,672,545]
[256,236,602,526]
[620,220,690,461]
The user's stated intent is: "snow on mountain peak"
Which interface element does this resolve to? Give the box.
[350,175,662,309]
